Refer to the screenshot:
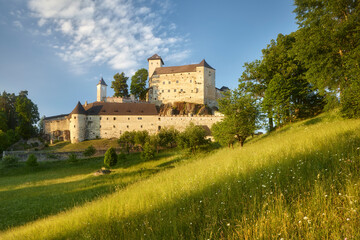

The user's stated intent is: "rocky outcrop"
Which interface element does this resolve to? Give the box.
[158,102,212,116]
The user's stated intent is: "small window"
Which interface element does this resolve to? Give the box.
[158,118,161,121]
[181,89,183,92]
[100,117,102,120]
[113,117,116,120]
[107,118,109,120]
[138,117,142,120]
[163,81,165,84]
[100,125,101,128]
[174,89,176,92]
[158,126,161,130]
[190,80,192,83]
[113,125,116,128]
[74,116,76,119]
[128,117,130,120]
[168,81,170,84]
[141,125,143,128]
[168,89,170,92]
[154,98,157,100]
[162,90,164,93]
[127,125,129,128]
[176,80,179,83]
[74,125,76,128]
[191,90,193,93]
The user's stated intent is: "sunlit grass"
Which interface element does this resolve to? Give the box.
[1,110,360,239]
[46,138,119,152]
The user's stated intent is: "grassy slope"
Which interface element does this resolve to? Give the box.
[1,110,360,239]
[45,138,119,152]
[0,150,183,231]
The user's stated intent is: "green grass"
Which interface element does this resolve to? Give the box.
[0,149,185,231]
[46,138,119,152]
[1,110,360,239]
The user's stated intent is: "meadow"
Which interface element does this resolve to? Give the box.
[1,110,359,239]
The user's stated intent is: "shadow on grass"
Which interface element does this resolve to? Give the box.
[56,128,360,240]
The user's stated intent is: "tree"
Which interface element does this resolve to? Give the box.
[141,142,156,161]
[130,68,148,100]
[217,89,259,147]
[15,91,39,139]
[111,72,129,98]
[118,131,136,153]
[158,127,179,148]
[134,130,150,150]
[211,120,236,148]
[240,33,324,129]
[104,147,117,168]
[177,123,210,154]
[294,0,360,115]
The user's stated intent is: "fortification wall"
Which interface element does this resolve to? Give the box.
[149,69,205,106]
[204,67,216,107]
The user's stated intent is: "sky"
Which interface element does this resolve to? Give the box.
[0,0,299,118]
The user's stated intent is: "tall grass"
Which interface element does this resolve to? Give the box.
[1,111,360,239]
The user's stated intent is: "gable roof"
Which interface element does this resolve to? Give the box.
[153,59,215,75]
[97,78,107,86]
[147,54,164,65]
[84,102,158,116]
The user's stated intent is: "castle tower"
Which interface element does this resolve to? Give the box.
[97,78,107,102]
[148,54,164,78]
[69,101,87,143]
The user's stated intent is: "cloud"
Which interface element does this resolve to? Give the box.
[27,0,189,74]
[13,20,23,29]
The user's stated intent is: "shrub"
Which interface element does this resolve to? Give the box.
[117,151,126,163]
[67,153,78,163]
[83,145,96,157]
[1,155,19,167]
[177,123,210,154]
[104,147,117,168]
[141,142,155,161]
[26,154,38,167]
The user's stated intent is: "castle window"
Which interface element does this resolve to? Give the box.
[181,89,183,92]
[74,116,76,119]
[176,80,179,83]
[141,125,143,128]
[190,80,192,83]
[174,89,176,92]
[158,126,161,131]
[158,118,161,121]
[100,117,102,120]
[74,125,76,128]
[128,117,130,120]
[162,90,164,93]
[168,89,170,92]
[163,81,165,84]
[138,117,142,120]
[168,81,170,84]
[191,90,193,93]
[113,125,116,128]
[107,118,109,120]
[154,98,157,100]
[100,125,101,128]
[113,117,116,120]
[127,125,129,128]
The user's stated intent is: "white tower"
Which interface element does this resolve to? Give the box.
[147,54,164,78]
[97,78,107,102]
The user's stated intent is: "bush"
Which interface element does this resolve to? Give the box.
[117,151,126,163]
[177,123,210,154]
[67,153,78,163]
[1,155,19,167]
[141,142,155,161]
[83,145,96,157]
[26,154,38,167]
[104,147,117,168]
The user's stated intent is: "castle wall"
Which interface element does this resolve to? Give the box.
[204,67,216,107]
[149,69,206,106]
[45,113,223,143]
[44,116,70,141]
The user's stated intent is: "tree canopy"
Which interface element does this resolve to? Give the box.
[111,72,129,98]
[130,68,148,100]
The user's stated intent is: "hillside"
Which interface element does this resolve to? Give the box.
[1,110,360,239]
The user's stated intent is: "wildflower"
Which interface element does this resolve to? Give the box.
[227,223,230,226]
[303,216,308,220]
[347,218,350,221]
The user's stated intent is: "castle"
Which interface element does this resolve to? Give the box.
[44,55,227,143]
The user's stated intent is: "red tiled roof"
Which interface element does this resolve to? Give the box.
[84,102,158,116]
[147,54,164,65]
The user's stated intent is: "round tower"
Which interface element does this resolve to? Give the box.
[97,78,107,102]
[69,101,87,143]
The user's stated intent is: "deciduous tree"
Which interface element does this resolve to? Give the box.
[130,68,148,100]
[112,72,129,98]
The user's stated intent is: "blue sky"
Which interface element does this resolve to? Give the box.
[0,0,298,118]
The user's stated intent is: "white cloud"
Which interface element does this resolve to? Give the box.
[13,20,23,29]
[27,0,187,74]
